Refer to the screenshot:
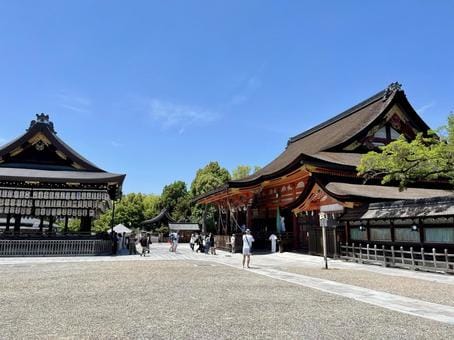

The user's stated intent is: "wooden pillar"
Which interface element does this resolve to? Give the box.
[419,218,424,244]
[345,221,350,244]
[64,216,69,234]
[226,209,231,235]
[366,221,371,242]
[265,208,269,233]
[246,207,252,229]
[13,214,21,235]
[48,216,54,234]
[293,213,299,249]
[39,217,44,234]
[5,213,11,232]
[390,220,395,243]
[80,216,92,233]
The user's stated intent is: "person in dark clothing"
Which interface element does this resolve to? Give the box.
[209,233,216,255]
[140,234,149,256]
[111,232,118,255]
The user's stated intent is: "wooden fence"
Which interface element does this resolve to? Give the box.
[340,243,454,274]
[0,239,112,257]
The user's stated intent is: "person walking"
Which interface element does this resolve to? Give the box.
[172,231,179,252]
[242,229,255,269]
[204,234,211,255]
[209,233,216,255]
[127,232,137,255]
[140,233,149,256]
[230,234,236,253]
[189,233,196,251]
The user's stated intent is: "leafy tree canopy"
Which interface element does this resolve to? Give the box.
[231,165,261,180]
[190,161,231,197]
[190,161,230,230]
[159,180,191,221]
[143,194,161,220]
[357,114,454,189]
[94,193,160,232]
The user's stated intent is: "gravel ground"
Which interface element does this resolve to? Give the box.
[0,260,453,339]
[281,266,454,307]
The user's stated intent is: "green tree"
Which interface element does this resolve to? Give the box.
[357,114,454,189]
[159,181,191,221]
[190,161,231,197]
[231,165,261,180]
[143,194,161,220]
[94,193,160,232]
[190,161,230,231]
[67,218,81,232]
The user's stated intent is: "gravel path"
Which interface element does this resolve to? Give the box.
[0,260,453,339]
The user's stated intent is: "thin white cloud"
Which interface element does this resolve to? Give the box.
[110,141,123,148]
[230,75,262,105]
[417,102,436,114]
[230,62,266,105]
[148,98,220,130]
[55,91,92,114]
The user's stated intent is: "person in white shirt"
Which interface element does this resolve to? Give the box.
[242,229,255,269]
[189,233,196,251]
[269,233,278,253]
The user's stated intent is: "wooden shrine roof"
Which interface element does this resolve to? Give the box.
[0,167,125,184]
[228,83,429,186]
[195,83,435,205]
[341,196,454,221]
[141,208,176,225]
[169,223,200,231]
[0,114,125,187]
[324,182,453,201]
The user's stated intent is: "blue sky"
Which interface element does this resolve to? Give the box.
[0,1,453,194]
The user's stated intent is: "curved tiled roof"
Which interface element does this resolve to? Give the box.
[141,208,176,225]
[0,115,103,172]
[0,114,126,188]
[324,182,453,200]
[229,83,429,186]
[0,167,125,184]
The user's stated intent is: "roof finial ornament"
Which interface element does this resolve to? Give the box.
[29,113,56,133]
[384,82,402,100]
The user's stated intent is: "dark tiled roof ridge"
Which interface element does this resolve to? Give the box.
[287,84,396,145]
[368,195,454,209]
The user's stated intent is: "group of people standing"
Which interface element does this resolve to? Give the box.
[111,228,256,269]
[111,231,151,256]
[189,229,255,269]
[189,232,216,255]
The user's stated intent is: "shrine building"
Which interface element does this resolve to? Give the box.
[0,114,125,256]
[196,83,454,256]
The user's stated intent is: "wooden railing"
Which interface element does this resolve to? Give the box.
[0,239,112,257]
[340,243,454,274]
